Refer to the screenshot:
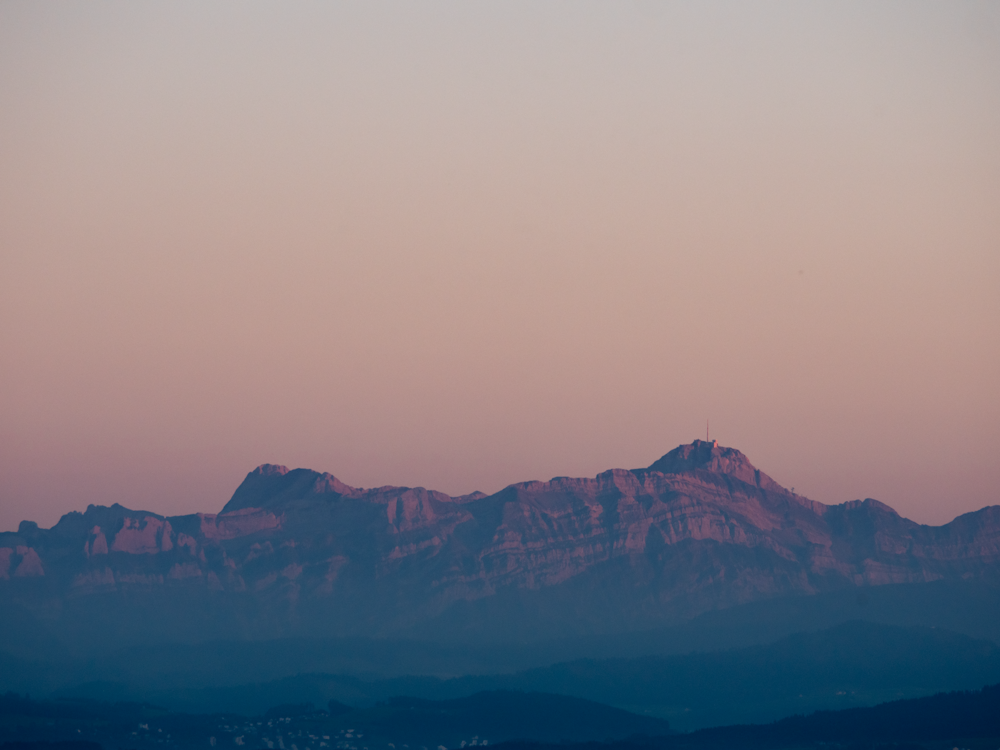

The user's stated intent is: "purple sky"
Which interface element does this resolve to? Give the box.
[2,2,998,532]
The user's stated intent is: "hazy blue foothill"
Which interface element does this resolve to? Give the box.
[491,683,1000,750]
[23,621,999,732]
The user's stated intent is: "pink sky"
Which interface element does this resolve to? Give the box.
[2,2,998,531]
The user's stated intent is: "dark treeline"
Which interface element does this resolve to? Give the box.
[494,683,1000,750]
[0,693,163,721]
[4,683,1000,750]
[0,692,240,750]
[0,690,670,748]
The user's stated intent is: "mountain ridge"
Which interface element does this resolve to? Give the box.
[2,441,998,650]
[222,440,799,513]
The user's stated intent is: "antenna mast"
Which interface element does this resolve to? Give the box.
[706,419,709,442]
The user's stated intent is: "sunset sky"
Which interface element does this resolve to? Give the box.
[2,1,998,532]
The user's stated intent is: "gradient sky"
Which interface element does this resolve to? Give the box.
[2,1,998,532]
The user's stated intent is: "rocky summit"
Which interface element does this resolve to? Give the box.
[2,441,999,650]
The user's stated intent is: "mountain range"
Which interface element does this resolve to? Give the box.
[2,440,999,654]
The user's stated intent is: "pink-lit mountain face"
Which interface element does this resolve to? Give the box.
[2,441,999,648]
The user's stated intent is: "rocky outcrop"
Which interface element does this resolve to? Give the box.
[1,441,997,647]
[0,546,45,578]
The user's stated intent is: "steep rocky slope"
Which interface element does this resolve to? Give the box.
[2,441,998,650]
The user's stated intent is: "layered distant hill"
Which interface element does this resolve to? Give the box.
[2,440,999,653]
[34,621,1000,731]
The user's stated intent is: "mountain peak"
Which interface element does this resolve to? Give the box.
[222,464,357,513]
[252,463,290,477]
[644,440,782,491]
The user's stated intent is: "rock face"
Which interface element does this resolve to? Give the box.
[2,441,999,649]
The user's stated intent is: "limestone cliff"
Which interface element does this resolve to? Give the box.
[2,441,998,647]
